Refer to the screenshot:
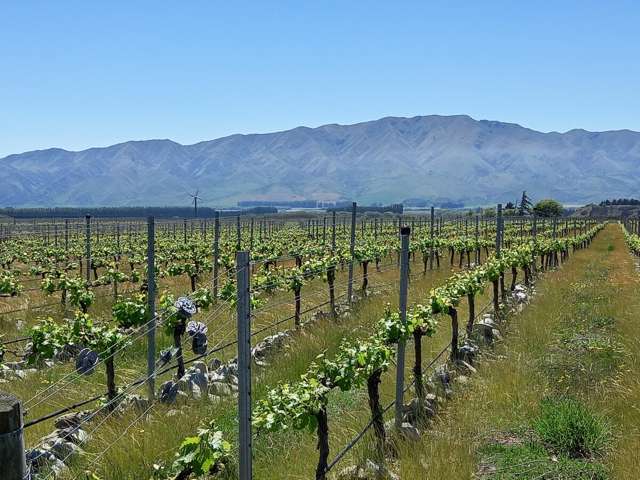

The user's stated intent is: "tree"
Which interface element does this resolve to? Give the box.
[518,191,533,215]
[533,199,563,217]
[482,207,496,218]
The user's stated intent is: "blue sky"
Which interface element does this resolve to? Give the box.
[1,1,639,157]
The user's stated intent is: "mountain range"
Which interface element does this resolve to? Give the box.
[2,114,640,207]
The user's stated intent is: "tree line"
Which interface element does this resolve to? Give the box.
[0,206,277,219]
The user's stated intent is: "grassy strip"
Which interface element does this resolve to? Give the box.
[388,224,640,480]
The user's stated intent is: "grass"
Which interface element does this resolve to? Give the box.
[2,255,418,446]
[3,248,483,479]
[478,443,608,480]
[386,224,640,480]
[477,396,610,479]
[532,397,610,458]
[9,224,640,479]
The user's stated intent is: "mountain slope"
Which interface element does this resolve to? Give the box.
[2,115,640,207]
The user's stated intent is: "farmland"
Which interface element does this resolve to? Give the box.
[2,210,634,480]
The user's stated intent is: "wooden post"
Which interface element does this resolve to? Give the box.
[0,394,28,480]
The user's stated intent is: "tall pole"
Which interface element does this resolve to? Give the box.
[64,218,69,252]
[116,222,120,258]
[331,211,337,251]
[236,251,252,480]
[496,204,503,258]
[429,206,435,269]
[146,217,156,401]
[394,226,411,428]
[347,202,357,303]
[475,214,480,264]
[85,215,91,282]
[213,211,221,302]
[323,216,327,244]
[249,217,254,250]
[236,216,241,251]
[183,219,187,243]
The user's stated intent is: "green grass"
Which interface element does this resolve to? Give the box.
[477,396,611,479]
[387,224,640,480]
[37,252,477,479]
[533,397,610,459]
[10,225,640,479]
[479,442,608,480]
[3,256,421,447]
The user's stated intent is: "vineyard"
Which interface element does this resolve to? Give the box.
[2,208,634,480]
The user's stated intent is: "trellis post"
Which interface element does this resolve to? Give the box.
[85,215,91,282]
[0,394,27,480]
[236,251,252,480]
[347,202,357,303]
[394,226,410,428]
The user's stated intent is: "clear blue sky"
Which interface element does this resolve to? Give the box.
[1,1,639,158]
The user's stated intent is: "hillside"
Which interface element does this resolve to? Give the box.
[2,115,640,207]
[572,204,640,218]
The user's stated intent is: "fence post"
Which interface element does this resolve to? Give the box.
[213,211,221,303]
[236,251,252,480]
[0,393,28,480]
[496,204,502,257]
[331,211,336,251]
[394,227,411,428]
[64,219,69,252]
[323,216,327,244]
[347,202,357,304]
[236,216,241,251]
[183,219,187,243]
[146,217,156,401]
[85,215,91,282]
[249,217,254,250]
[475,214,480,264]
[429,206,435,269]
[116,222,120,258]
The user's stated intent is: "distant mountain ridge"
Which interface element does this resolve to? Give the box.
[2,114,640,207]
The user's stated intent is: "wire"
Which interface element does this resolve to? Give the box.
[322,297,494,475]
[25,283,236,426]
[24,266,235,409]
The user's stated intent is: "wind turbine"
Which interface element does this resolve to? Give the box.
[189,190,201,218]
